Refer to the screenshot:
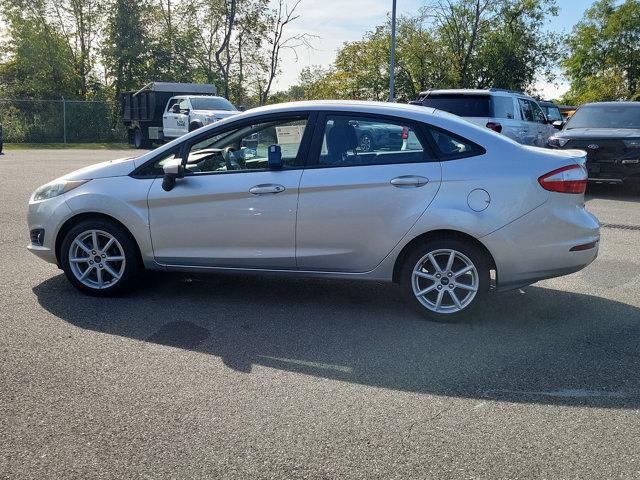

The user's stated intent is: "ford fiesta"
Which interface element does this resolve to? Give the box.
[27,101,600,321]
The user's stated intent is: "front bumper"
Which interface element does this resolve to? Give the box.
[26,195,73,265]
[482,199,600,291]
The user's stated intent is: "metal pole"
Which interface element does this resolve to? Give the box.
[62,97,67,144]
[388,0,397,102]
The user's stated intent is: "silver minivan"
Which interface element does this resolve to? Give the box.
[411,89,558,147]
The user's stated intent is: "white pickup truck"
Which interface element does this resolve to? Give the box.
[122,83,242,148]
[162,95,240,139]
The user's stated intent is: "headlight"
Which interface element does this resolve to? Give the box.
[548,136,569,148]
[623,138,640,148]
[204,116,217,124]
[32,179,89,202]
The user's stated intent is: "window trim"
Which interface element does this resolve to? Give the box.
[305,111,437,169]
[130,111,318,178]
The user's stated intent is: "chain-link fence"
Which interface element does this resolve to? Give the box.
[0,99,127,144]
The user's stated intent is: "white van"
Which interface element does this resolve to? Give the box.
[411,88,559,147]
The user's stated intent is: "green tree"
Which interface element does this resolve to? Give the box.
[563,0,640,103]
[102,0,152,96]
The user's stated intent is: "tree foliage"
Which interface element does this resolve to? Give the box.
[276,0,558,102]
[563,0,640,104]
[0,0,310,105]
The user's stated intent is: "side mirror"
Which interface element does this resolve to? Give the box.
[162,158,183,191]
[267,144,282,169]
[171,104,181,113]
[552,120,564,130]
[181,108,190,115]
[237,105,246,112]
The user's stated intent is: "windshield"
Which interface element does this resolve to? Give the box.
[566,104,640,129]
[421,94,492,117]
[541,105,562,122]
[190,97,237,111]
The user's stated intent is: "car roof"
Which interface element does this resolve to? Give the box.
[580,101,640,108]
[239,100,438,117]
[419,88,531,98]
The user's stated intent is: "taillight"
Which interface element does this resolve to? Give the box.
[402,126,409,139]
[538,164,587,194]
[486,122,502,133]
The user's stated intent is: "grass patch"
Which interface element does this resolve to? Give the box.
[4,142,134,150]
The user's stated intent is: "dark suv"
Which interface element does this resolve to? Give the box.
[548,102,640,191]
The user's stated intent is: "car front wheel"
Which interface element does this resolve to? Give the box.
[60,219,141,296]
[400,239,490,321]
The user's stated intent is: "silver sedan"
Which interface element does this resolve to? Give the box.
[27,101,599,321]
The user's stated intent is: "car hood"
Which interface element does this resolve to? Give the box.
[62,156,137,180]
[557,128,640,139]
[193,109,239,118]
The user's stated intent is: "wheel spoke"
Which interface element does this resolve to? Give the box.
[103,263,120,279]
[80,265,95,280]
[70,257,90,263]
[102,237,115,253]
[416,284,437,296]
[74,240,92,255]
[454,265,474,277]
[91,230,99,251]
[445,251,455,271]
[96,267,103,287]
[415,271,436,280]
[105,256,124,262]
[434,289,444,310]
[455,282,477,292]
[448,289,463,309]
[427,253,442,272]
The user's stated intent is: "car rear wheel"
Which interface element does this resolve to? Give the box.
[400,239,490,321]
[60,219,141,296]
[133,128,150,149]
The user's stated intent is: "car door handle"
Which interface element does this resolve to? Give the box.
[390,175,429,187]
[249,184,286,195]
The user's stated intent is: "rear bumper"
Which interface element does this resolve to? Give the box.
[482,199,600,291]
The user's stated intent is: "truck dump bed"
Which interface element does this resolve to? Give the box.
[121,82,217,125]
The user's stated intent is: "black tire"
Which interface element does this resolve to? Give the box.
[133,128,150,149]
[60,218,142,296]
[399,238,490,322]
[359,133,374,152]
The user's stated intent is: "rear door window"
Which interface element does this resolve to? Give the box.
[492,96,515,119]
[421,95,492,117]
[315,115,430,167]
[427,128,484,158]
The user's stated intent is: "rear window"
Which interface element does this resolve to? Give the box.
[421,94,491,117]
[492,96,515,119]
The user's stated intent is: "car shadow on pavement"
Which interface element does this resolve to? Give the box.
[33,271,640,409]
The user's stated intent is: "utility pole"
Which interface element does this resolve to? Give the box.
[388,0,397,102]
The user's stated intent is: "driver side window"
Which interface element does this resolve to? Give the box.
[183,117,308,174]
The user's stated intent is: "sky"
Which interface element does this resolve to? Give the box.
[272,0,597,98]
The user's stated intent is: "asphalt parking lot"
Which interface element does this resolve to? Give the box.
[2,149,639,479]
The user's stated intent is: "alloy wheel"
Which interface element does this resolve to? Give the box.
[68,229,126,289]
[411,248,479,314]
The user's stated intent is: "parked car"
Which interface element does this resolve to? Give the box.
[411,88,558,147]
[27,101,599,321]
[548,102,640,191]
[121,82,239,148]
